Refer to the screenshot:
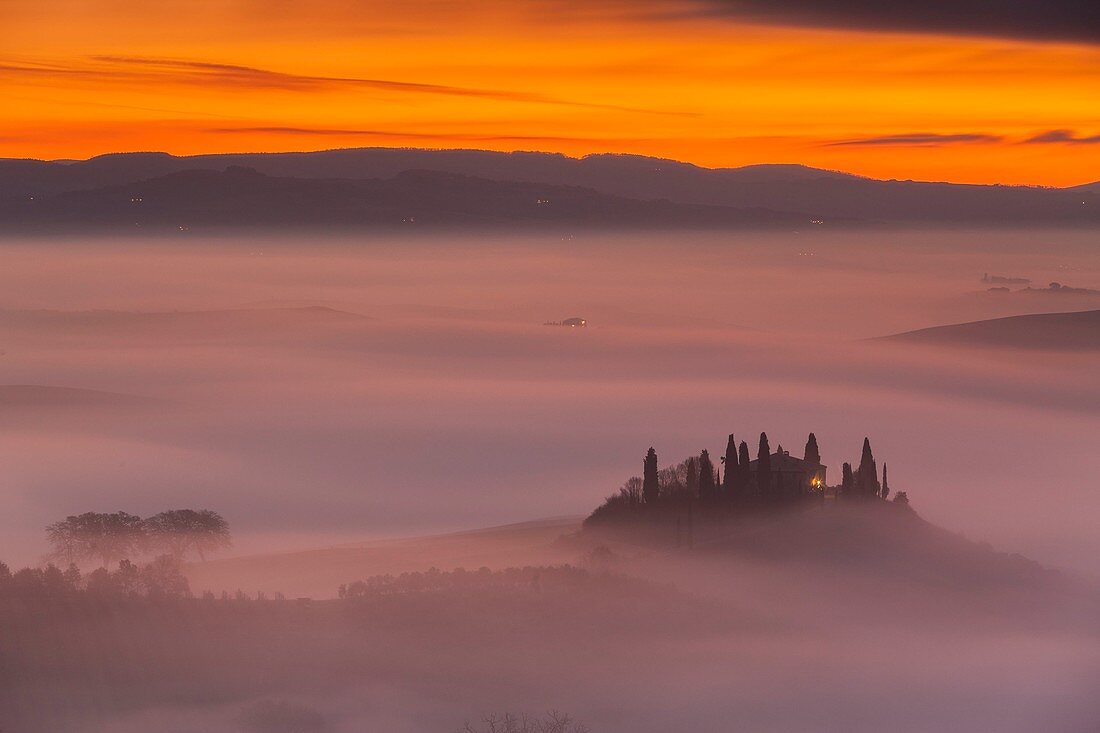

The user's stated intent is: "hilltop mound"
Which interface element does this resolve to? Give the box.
[699,502,1055,590]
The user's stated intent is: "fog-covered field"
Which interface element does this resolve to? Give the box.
[1,228,1096,574]
[2,227,1099,732]
[5,507,1100,733]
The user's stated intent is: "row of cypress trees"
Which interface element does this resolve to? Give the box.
[640,432,889,506]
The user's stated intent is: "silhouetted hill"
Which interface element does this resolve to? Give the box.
[2,148,1098,225]
[0,166,808,231]
[698,504,1058,593]
[0,152,184,199]
[586,502,1097,629]
[0,150,853,199]
[877,309,1100,351]
[1069,180,1100,194]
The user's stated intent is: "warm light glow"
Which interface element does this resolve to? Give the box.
[1,2,1098,184]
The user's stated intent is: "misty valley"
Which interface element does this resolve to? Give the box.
[0,227,1097,732]
[5,486,1099,732]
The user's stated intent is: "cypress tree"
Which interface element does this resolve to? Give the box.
[642,447,659,505]
[723,434,738,497]
[738,440,751,495]
[841,462,854,498]
[857,437,879,498]
[698,450,715,502]
[757,432,772,502]
[881,462,890,500]
[804,432,821,466]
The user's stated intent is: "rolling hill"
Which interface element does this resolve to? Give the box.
[877,309,1100,350]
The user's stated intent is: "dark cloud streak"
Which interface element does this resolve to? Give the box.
[1024,129,1100,144]
[692,0,1100,44]
[824,133,1003,147]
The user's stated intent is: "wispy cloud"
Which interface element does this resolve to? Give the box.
[0,55,692,117]
[1023,129,1100,144]
[824,133,1003,147]
[90,55,543,100]
[207,126,649,145]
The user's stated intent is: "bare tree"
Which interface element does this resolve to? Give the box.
[619,476,642,505]
[143,509,232,561]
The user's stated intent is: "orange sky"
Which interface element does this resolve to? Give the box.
[2,1,1098,185]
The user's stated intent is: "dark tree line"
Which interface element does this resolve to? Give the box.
[46,509,231,568]
[0,555,191,602]
[339,565,647,600]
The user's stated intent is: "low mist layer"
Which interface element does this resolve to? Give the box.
[0,228,1097,578]
[4,505,1098,732]
[2,227,1099,732]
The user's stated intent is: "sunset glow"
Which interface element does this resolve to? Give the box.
[3,1,1098,184]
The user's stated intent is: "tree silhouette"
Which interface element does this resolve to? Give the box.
[722,434,738,498]
[46,512,145,568]
[804,432,821,466]
[114,558,141,596]
[698,450,715,501]
[857,437,880,498]
[881,462,890,500]
[617,477,643,505]
[685,457,698,498]
[140,555,192,598]
[144,509,232,562]
[63,562,81,589]
[841,462,854,498]
[737,440,751,497]
[757,432,772,502]
[642,447,659,504]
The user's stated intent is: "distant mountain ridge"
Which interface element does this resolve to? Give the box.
[0,165,810,231]
[1,147,1098,228]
